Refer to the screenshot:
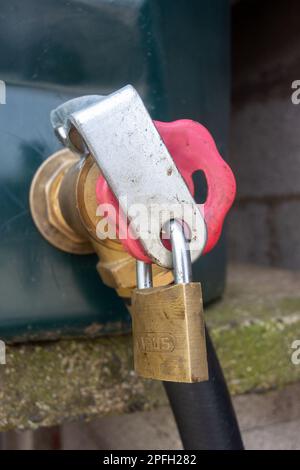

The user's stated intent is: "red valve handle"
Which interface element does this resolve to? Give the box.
[96,119,236,263]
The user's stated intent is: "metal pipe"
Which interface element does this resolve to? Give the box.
[164,328,244,450]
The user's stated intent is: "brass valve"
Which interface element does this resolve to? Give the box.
[30,149,173,302]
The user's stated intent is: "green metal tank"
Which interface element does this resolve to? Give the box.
[0,0,230,342]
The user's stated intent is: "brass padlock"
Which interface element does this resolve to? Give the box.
[131,221,208,383]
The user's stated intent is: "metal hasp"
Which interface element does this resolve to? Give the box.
[67,85,207,269]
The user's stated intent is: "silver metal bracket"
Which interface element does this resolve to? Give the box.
[51,85,207,268]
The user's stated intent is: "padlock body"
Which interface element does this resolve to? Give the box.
[131,283,208,383]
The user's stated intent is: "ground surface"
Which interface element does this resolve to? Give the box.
[3,382,299,450]
[0,264,299,432]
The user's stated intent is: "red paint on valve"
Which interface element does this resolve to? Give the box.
[96,119,236,263]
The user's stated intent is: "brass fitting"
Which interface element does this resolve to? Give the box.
[30,149,173,300]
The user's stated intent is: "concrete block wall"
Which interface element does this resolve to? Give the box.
[228,0,300,269]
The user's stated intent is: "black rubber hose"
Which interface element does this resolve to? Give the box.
[164,328,244,450]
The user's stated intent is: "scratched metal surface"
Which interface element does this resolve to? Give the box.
[0,0,229,342]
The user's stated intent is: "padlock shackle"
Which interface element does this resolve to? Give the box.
[136,260,153,289]
[136,219,192,288]
[168,220,192,284]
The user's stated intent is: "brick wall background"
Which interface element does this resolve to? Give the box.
[228,0,300,270]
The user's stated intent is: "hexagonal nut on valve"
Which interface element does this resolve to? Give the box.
[30,149,93,255]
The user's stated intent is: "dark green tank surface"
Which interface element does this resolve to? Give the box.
[0,0,230,342]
